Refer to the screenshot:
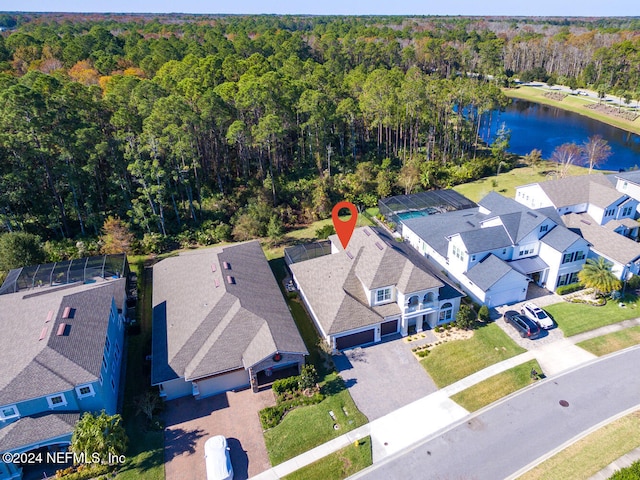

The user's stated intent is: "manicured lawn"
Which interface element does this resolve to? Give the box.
[503,86,640,136]
[420,323,526,388]
[282,436,372,480]
[545,299,640,337]
[452,161,592,203]
[577,326,640,356]
[263,373,368,466]
[450,359,542,412]
[519,410,640,480]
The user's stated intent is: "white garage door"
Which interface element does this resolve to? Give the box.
[486,288,526,308]
[195,369,250,398]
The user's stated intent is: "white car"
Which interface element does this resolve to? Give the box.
[521,303,554,329]
[205,435,234,480]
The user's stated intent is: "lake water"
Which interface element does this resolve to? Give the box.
[481,99,640,171]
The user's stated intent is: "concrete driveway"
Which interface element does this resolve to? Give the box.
[163,388,275,480]
[333,336,438,421]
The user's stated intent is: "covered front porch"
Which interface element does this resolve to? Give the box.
[508,256,550,288]
[403,311,439,336]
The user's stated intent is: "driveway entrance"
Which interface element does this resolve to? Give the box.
[333,336,437,421]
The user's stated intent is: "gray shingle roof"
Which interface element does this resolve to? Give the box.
[151,241,307,385]
[0,278,126,406]
[563,213,640,265]
[535,173,626,209]
[540,224,586,252]
[290,227,457,336]
[616,170,640,186]
[606,218,639,230]
[466,254,517,291]
[0,412,80,453]
[457,226,513,253]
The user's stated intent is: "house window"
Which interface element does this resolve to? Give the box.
[574,251,585,261]
[0,405,19,421]
[105,336,110,353]
[623,206,633,217]
[623,181,628,190]
[562,253,574,264]
[113,348,119,365]
[47,393,67,409]
[439,302,453,322]
[540,224,548,233]
[75,384,95,399]
[376,287,392,303]
[102,354,108,371]
[423,292,436,304]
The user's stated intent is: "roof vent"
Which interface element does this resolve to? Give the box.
[374,241,384,251]
[46,310,54,322]
[526,211,538,218]
[580,219,591,225]
[346,251,354,259]
[223,261,231,270]
[226,275,235,285]
[39,326,48,341]
[62,306,71,319]
[56,323,67,336]
[364,228,371,236]
[466,221,475,227]
[211,263,216,272]
[214,278,220,288]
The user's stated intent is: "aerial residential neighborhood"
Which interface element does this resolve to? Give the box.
[2,9,640,480]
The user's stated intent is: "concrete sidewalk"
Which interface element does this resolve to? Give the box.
[589,446,640,479]
[251,318,640,479]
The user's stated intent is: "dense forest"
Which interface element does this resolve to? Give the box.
[0,13,639,261]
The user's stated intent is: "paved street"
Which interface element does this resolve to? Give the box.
[352,346,640,480]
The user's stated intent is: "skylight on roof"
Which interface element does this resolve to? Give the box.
[226,275,235,284]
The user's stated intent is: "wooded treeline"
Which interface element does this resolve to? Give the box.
[0,14,638,247]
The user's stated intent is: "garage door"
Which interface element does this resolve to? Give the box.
[194,369,250,398]
[335,329,375,350]
[380,320,398,336]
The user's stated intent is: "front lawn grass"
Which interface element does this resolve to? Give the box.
[420,323,525,388]
[577,326,640,356]
[450,359,542,412]
[545,298,640,337]
[519,410,640,480]
[282,436,372,480]
[263,373,368,466]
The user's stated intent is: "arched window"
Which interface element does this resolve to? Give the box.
[439,302,453,322]
[407,295,419,312]
[423,292,435,304]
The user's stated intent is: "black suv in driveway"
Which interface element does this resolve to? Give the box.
[504,310,541,339]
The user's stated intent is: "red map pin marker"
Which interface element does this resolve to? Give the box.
[332,201,358,250]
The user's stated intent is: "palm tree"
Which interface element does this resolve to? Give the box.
[578,257,621,298]
[71,411,128,464]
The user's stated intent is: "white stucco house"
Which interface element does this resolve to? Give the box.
[401,192,589,307]
[288,227,464,350]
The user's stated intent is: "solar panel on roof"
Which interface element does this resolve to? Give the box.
[56,323,66,336]
[39,326,48,341]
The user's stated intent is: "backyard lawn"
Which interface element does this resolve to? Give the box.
[263,373,368,466]
[420,323,526,388]
[450,359,542,412]
[282,436,372,480]
[545,298,640,337]
[577,326,640,356]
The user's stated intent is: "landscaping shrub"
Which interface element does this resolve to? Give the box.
[299,364,319,390]
[55,464,110,480]
[272,375,301,396]
[259,393,325,429]
[456,304,476,330]
[417,350,430,358]
[609,459,640,479]
[478,305,490,323]
[556,282,584,295]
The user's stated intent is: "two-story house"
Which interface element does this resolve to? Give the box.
[515,174,640,279]
[0,255,129,480]
[289,227,463,350]
[401,192,589,307]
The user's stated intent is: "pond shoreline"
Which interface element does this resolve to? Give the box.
[502,86,640,137]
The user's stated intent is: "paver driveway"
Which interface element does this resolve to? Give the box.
[163,388,275,480]
[333,336,438,421]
